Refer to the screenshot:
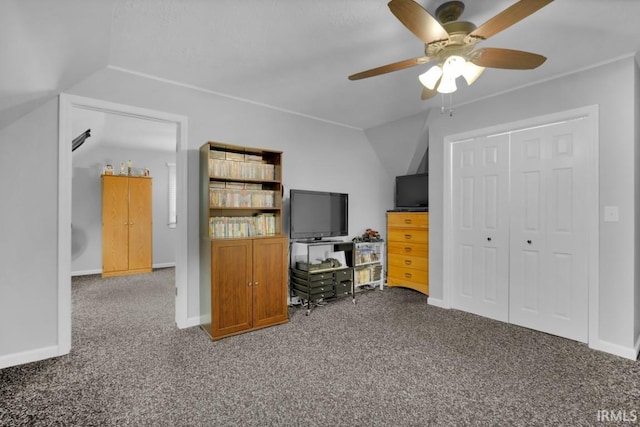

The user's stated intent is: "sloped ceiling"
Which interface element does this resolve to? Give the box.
[0,0,113,130]
[3,0,640,131]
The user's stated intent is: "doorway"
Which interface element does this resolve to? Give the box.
[58,94,189,355]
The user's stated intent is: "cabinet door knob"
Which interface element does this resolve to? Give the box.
[248,282,252,287]
[254,282,259,286]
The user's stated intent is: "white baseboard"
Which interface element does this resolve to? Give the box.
[177,315,201,329]
[427,297,448,309]
[71,263,176,277]
[153,262,176,269]
[589,338,639,360]
[0,345,64,370]
[71,269,102,277]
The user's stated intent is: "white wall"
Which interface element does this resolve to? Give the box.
[0,98,60,361]
[65,67,392,326]
[72,146,176,275]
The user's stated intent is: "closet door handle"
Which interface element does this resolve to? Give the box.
[487,237,492,242]
[527,240,532,245]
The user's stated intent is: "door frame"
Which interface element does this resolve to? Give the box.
[442,105,600,348]
[58,94,190,355]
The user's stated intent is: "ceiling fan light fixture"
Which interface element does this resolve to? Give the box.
[462,62,485,85]
[419,65,443,90]
[437,75,457,94]
[442,55,466,79]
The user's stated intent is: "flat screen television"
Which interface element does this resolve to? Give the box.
[289,189,348,241]
[395,173,428,211]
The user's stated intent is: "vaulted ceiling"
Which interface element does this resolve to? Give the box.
[3,0,640,131]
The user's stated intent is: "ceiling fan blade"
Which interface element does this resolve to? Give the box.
[388,0,449,45]
[421,86,438,100]
[349,56,431,80]
[470,48,546,70]
[466,0,553,42]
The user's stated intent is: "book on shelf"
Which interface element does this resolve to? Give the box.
[209,187,276,208]
[208,158,275,181]
[208,214,276,239]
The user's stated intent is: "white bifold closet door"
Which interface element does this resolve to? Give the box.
[509,120,589,343]
[451,118,590,343]
[451,134,510,322]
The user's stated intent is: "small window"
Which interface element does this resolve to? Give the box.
[167,162,177,228]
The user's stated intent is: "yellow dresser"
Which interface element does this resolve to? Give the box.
[386,211,428,295]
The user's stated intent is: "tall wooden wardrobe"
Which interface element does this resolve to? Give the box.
[102,175,153,277]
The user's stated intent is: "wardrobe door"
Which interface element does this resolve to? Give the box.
[102,176,130,274]
[509,120,589,342]
[451,134,510,322]
[128,178,153,272]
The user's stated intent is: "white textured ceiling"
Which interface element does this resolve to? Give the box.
[3,1,640,132]
[107,0,640,130]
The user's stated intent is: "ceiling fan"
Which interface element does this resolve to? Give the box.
[348,0,554,100]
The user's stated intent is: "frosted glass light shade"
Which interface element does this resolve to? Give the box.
[442,55,466,78]
[419,65,443,90]
[462,62,485,85]
[437,76,457,94]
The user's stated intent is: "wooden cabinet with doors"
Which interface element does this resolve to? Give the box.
[386,211,429,295]
[199,141,288,340]
[102,175,152,277]
[203,236,288,339]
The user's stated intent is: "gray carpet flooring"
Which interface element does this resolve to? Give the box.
[1,267,638,426]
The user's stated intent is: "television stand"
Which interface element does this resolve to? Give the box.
[289,240,354,315]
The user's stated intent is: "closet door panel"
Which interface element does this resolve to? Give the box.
[451,135,510,322]
[509,121,588,342]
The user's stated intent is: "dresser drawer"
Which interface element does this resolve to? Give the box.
[387,241,428,258]
[387,212,428,229]
[388,253,428,271]
[387,268,428,286]
[387,228,428,244]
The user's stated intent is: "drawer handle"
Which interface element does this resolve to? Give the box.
[404,273,412,279]
[404,247,412,252]
[404,234,412,240]
[404,260,412,266]
[404,219,412,224]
